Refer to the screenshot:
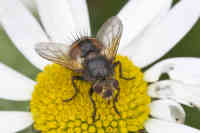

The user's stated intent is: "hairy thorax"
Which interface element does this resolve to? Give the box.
[84,56,113,80]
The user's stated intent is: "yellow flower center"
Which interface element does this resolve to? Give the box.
[30,55,151,133]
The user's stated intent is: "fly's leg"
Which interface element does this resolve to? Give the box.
[63,76,84,102]
[113,80,120,116]
[113,61,135,80]
[89,87,97,122]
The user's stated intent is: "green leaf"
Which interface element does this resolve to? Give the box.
[184,105,200,129]
[0,98,30,111]
[0,28,40,81]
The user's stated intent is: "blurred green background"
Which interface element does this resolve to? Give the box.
[0,0,200,131]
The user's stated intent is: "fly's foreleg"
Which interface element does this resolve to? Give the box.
[63,76,84,102]
[89,87,97,122]
[113,79,121,116]
[113,61,135,80]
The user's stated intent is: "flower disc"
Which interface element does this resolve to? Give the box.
[31,55,151,133]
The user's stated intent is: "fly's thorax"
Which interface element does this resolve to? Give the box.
[69,38,103,59]
[79,39,98,57]
[84,56,113,80]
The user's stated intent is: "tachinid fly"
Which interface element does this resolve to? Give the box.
[35,16,134,121]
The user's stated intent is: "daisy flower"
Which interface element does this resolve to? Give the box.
[0,0,200,133]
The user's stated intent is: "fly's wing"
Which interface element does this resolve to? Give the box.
[35,42,83,70]
[96,16,123,61]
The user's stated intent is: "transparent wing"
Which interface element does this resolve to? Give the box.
[35,42,83,70]
[96,16,123,61]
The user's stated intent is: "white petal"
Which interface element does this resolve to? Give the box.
[119,0,172,53]
[121,0,200,68]
[67,0,91,35]
[145,119,200,133]
[0,63,35,101]
[35,0,90,44]
[144,58,200,85]
[148,0,172,28]
[0,0,50,70]
[118,0,172,49]
[0,111,33,133]
[148,80,200,109]
[150,99,185,124]
[20,0,37,13]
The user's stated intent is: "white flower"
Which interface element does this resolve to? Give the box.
[0,0,200,132]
